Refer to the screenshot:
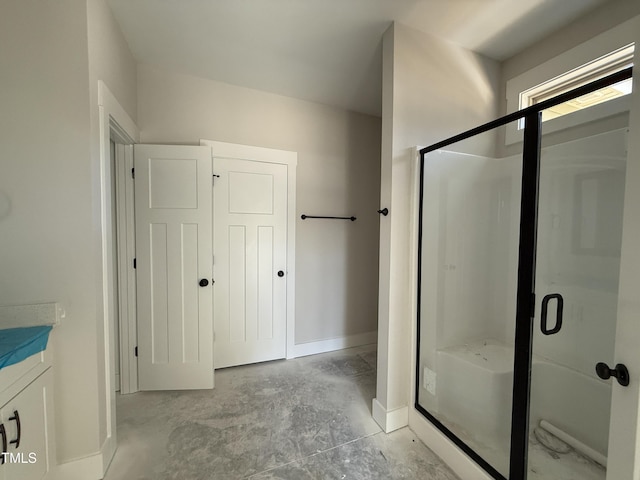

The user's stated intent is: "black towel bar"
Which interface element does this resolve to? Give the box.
[301,214,356,221]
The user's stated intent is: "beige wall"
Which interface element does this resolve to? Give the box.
[0,0,100,463]
[137,63,381,346]
[375,22,499,433]
[0,0,137,469]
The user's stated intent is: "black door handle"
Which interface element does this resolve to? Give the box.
[199,279,209,287]
[596,362,630,386]
[541,293,563,335]
[8,410,20,448]
[277,271,284,277]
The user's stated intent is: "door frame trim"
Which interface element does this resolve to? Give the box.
[113,143,137,395]
[98,81,139,416]
[200,140,298,361]
[96,81,139,476]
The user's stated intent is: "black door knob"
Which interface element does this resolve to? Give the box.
[199,278,209,287]
[596,362,630,386]
[277,271,284,277]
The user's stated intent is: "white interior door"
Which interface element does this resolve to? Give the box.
[213,156,288,368]
[134,145,214,390]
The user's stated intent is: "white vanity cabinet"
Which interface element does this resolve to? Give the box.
[0,347,55,480]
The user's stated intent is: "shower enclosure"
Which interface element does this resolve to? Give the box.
[415,67,632,480]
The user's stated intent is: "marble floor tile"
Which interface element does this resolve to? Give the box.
[250,429,460,480]
[104,345,459,480]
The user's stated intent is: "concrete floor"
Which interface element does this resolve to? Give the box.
[104,345,459,480]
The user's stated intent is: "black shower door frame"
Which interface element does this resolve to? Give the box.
[415,66,633,480]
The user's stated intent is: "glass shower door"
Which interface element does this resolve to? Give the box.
[527,124,629,480]
[416,123,524,479]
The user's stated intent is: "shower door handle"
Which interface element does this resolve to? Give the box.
[541,293,563,335]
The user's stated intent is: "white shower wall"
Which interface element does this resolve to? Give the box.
[533,128,628,378]
[419,147,522,368]
[420,127,627,367]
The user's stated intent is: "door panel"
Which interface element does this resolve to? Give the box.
[258,226,274,340]
[527,127,628,479]
[213,157,287,369]
[228,225,246,343]
[229,172,274,214]
[417,122,523,479]
[149,223,168,364]
[134,145,213,390]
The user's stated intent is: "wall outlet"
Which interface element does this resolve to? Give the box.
[423,367,436,395]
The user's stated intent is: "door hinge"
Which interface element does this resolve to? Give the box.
[133,258,137,269]
[131,168,135,179]
[134,346,138,357]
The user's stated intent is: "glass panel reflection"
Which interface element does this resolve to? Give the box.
[526,123,628,480]
[418,122,522,477]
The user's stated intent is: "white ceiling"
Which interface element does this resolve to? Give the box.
[107,0,607,116]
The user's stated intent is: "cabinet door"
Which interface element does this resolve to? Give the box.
[0,423,5,480]
[1,371,52,480]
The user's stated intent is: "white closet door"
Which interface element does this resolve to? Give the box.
[213,157,288,368]
[134,145,213,390]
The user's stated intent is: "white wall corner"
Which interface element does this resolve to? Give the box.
[47,432,116,480]
[372,398,409,433]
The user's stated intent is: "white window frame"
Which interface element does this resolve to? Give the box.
[505,18,637,145]
[521,45,633,108]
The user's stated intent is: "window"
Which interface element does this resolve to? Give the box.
[519,44,634,124]
[505,19,637,145]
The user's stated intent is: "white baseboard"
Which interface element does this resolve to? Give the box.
[372,398,409,433]
[408,407,492,480]
[47,453,103,480]
[47,434,116,480]
[293,331,377,358]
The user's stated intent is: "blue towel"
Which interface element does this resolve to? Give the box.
[0,325,53,370]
